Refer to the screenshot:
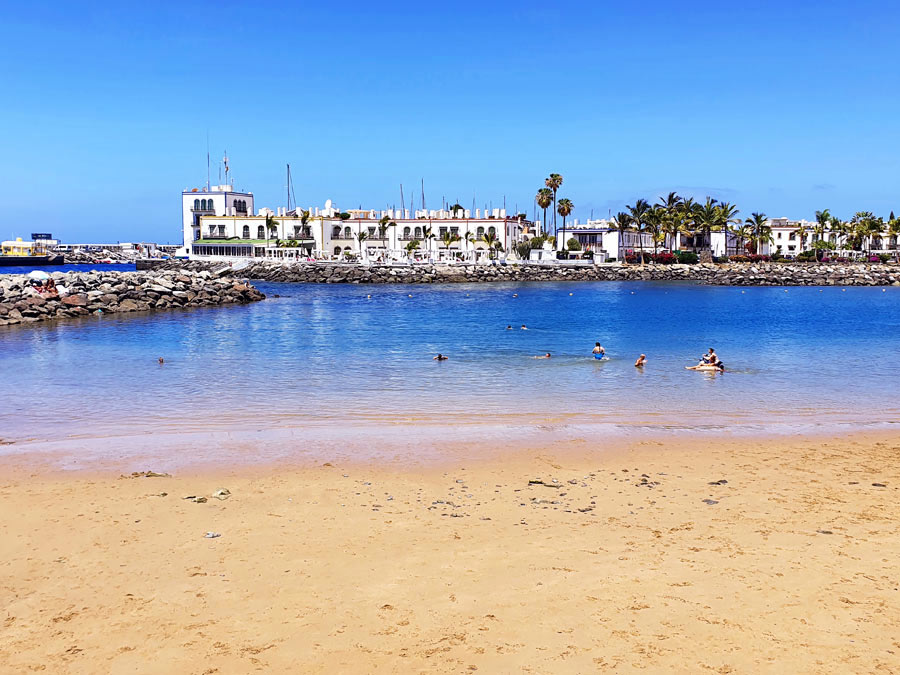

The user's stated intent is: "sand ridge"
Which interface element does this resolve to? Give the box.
[1,433,899,673]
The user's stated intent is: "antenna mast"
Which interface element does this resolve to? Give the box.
[421,178,425,211]
[399,184,405,216]
[206,132,210,191]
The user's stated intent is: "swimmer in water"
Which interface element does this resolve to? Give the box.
[592,342,605,358]
[534,352,551,359]
[521,324,528,330]
[634,354,646,367]
[506,325,512,330]
[158,357,165,365]
[433,353,449,361]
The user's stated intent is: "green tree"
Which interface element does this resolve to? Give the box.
[440,230,461,258]
[544,173,563,239]
[566,237,582,251]
[535,188,553,238]
[715,202,740,256]
[745,212,770,255]
[557,198,574,239]
[694,198,719,259]
[813,209,831,260]
[626,199,651,265]
[481,231,500,260]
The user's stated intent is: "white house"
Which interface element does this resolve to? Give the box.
[180,184,255,255]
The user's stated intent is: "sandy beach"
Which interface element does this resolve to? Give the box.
[1,431,899,674]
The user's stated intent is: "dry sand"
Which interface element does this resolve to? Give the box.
[1,432,899,674]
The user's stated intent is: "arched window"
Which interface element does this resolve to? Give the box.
[332,226,342,238]
[403,226,411,239]
[414,226,422,238]
[193,199,200,210]
[333,246,342,256]
[257,225,265,238]
[488,226,496,237]
[242,225,250,239]
[344,226,352,238]
[476,226,485,238]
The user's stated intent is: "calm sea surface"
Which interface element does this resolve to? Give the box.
[2,278,900,465]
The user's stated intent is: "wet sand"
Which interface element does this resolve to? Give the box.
[1,432,899,673]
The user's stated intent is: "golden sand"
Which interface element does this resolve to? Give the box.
[1,432,899,673]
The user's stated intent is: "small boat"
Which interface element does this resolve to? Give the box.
[0,238,64,266]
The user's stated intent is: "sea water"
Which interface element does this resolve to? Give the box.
[2,280,899,463]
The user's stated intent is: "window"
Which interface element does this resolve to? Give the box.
[403,226,411,239]
[344,226,352,238]
[488,226,496,236]
[439,227,448,238]
[242,225,250,239]
[194,199,200,210]
[333,246,342,255]
[777,232,782,239]
[368,227,376,237]
[476,226,485,238]
[218,225,225,235]
[333,226,342,238]
[414,226,423,238]
[789,233,796,240]
[257,225,265,238]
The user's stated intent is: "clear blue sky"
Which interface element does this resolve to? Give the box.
[2,1,898,242]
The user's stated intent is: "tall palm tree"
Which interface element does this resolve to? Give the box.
[812,209,831,260]
[715,202,740,256]
[355,230,369,260]
[694,198,719,259]
[645,206,665,258]
[405,239,420,259]
[791,221,808,255]
[264,213,278,248]
[422,225,435,256]
[745,212,769,255]
[557,198,574,244]
[544,173,563,240]
[536,188,553,237]
[626,199,651,265]
[612,212,631,262]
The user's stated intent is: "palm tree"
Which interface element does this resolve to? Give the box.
[850,212,884,256]
[715,202,740,256]
[733,222,754,255]
[556,198,574,243]
[536,188,553,237]
[645,206,664,259]
[745,212,770,255]
[544,173,563,239]
[481,231,499,260]
[264,213,278,248]
[677,197,698,251]
[405,239,420,259]
[626,199,651,265]
[440,230,461,259]
[813,209,831,260]
[694,198,719,260]
[791,220,808,255]
[612,211,631,262]
[355,230,368,261]
[887,217,900,259]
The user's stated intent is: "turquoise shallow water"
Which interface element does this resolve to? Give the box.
[2,280,900,463]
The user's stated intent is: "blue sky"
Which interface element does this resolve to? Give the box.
[2,1,899,243]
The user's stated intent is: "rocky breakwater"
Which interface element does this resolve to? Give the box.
[215,260,900,286]
[0,269,265,327]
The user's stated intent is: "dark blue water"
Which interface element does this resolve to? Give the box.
[2,281,899,453]
[0,263,136,275]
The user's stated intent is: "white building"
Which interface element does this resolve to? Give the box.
[183,194,534,262]
[180,184,255,256]
[557,219,657,261]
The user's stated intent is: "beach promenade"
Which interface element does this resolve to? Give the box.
[1,431,898,673]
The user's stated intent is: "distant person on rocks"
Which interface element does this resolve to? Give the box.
[635,354,646,367]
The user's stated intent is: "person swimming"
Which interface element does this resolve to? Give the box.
[534,352,551,359]
[520,324,528,330]
[506,325,512,330]
[433,353,449,361]
[634,354,646,367]
[701,348,719,365]
[592,342,606,359]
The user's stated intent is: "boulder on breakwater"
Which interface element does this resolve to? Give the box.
[152,260,900,287]
[0,269,265,327]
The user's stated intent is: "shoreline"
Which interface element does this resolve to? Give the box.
[1,430,898,672]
